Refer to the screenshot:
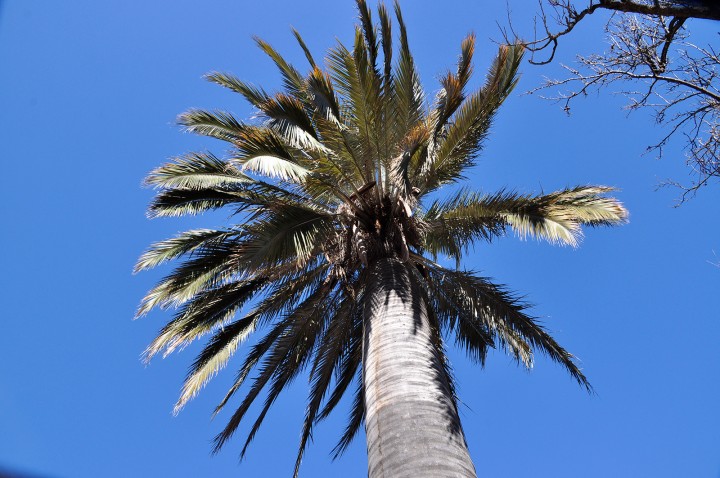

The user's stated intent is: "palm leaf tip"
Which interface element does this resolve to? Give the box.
[504,186,628,247]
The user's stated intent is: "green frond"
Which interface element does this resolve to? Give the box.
[418,43,524,193]
[177,109,245,143]
[391,123,431,196]
[211,315,296,453]
[303,68,371,189]
[144,152,251,190]
[146,188,251,218]
[254,36,306,98]
[294,291,359,476]
[327,32,383,181]
[306,67,342,122]
[391,1,424,133]
[143,278,266,359]
[423,189,508,260]
[256,93,322,152]
[408,259,495,362]
[204,72,271,107]
[212,314,293,420]
[211,264,332,418]
[136,240,238,318]
[235,205,334,271]
[174,312,260,414]
[134,228,237,274]
[291,28,317,69]
[424,263,590,390]
[315,284,365,425]
[377,3,392,89]
[213,279,337,455]
[356,0,379,69]
[231,125,296,160]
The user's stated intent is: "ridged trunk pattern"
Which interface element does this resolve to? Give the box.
[363,257,477,478]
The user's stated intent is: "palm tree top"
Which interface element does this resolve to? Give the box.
[136,1,627,475]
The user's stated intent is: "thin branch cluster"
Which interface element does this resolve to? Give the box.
[521,1,720,202]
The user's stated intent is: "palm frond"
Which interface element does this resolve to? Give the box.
[430,33,476,139]
[377,3,392,90]
[356,0,379,70]
[231,125,297,161]
[144,152,250,190]
[417,43,524,193]
[212,279,337,454]
[391,1,424,132]
[239,155,311,183]
[256,93,325,152]
[254,36,306,98]
[327,31,383,183]
[134,228,238,273]
[146,188,253,218]
[177,109,246,143]
[143,278,266,361]
[294,287,361,476]
[136,239,238,317]
[424,263,591,390]
[424,186,627,250]
[291,28,317,69]
[306,67,342,122]
[234,205,334,271]
[204,72,271,107]
[173,312,261,414]
[210,263,331,417]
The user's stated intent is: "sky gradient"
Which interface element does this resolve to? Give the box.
[1,1,718,477]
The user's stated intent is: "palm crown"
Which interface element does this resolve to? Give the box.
[136,1,627,476]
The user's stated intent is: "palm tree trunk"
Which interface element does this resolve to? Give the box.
[363,257,477,478]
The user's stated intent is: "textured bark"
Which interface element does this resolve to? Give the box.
[363,257,477,478]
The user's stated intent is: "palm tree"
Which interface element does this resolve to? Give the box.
[136,1,627,476]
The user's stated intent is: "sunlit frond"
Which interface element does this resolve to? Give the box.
[136,239,238,317]
[144,152,251,190]
[134,228,238,273]
[239,155,311,183]
[424,186,627,251]
[174,313,260,414]
[144,278,266,361]
[177,109,246,142]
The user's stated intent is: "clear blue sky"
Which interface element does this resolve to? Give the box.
[1,1,718,477]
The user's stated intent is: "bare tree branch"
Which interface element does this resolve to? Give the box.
[517,1,720,203]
